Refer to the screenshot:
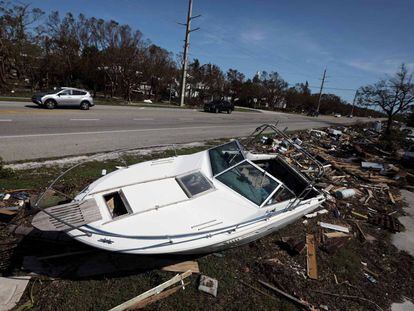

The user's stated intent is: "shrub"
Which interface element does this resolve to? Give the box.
[379,127,405,151]
[0,157,13,178]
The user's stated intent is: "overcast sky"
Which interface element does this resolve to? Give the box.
[29,0,414,101]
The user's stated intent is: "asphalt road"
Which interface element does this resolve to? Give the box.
[0,101,371,162]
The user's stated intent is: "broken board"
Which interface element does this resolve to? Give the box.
[162,261,199,273]
[0,276,31,311]
[306,234,318,280]
[109,270,192,311]
[323,232,351,239]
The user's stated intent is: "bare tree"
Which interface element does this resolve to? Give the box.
[358,64,414,133]
[0,1,44,90]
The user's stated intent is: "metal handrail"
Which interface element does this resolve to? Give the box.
[245,123,325,179]
[243,123,325,213]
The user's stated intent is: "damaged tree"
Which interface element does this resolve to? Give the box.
[358,64,414,133]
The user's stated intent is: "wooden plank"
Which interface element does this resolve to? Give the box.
[131,282,190,309]
[306,234,318,280]
[351,211,368,220]
[318,222,350,233]
[0,209,17,216]
[323,232,351,239]
[109,270,192,311]
[354,221,367,241]
[388,191,395,204]
[161,261,199,274]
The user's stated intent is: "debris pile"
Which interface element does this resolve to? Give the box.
[244,122,414,310]
[0,190,31,217]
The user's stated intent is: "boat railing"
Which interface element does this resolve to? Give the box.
[244,123,325,213]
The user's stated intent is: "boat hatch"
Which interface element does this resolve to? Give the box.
[216,161,280,206]
[176,172,213,198]
[103,191,132,218]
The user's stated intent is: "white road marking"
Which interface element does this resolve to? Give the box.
[70,118,100,121]
[0,119,13,122]
[0,124,251,139]
[133,118,154,121]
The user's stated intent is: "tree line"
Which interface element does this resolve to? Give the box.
[1,1,409,119]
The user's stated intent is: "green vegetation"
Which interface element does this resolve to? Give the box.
[0,156,13,178]
[0,96,30,102]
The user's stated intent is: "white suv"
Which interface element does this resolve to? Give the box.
[31,87,94,110]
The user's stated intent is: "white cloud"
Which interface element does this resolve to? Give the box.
[346,58,414,75]
[240,29,266,43]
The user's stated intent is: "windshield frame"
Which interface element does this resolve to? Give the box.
[208,140,246,177]
[214,159,282,207]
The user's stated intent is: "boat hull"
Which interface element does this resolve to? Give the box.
[70,196,324,255]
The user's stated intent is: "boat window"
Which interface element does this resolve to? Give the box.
[177,172,213,197]
[216,161,279,206]
[103,191,131,218]
[208,141,244,176]
[265,186,295,206]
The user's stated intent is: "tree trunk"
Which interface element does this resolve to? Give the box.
[386,115,393,134]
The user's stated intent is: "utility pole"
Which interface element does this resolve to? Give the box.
[316,68,326,114]
[179,0,200,107]
[350,89,358,117]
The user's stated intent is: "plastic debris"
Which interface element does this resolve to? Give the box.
[198,275,218,297]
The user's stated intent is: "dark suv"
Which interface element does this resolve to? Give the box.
[203,100,234,114]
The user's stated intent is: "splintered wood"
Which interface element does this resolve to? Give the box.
[162,261,199,273]
[306,234,318,280]
[109,270,192,311]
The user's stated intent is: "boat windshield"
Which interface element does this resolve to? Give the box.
[216,161,279,206]
[208,141,244,176]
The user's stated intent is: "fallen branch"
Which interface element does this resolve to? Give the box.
[313,290,384,311]
[258,280,315,310]
[237,278,278,301]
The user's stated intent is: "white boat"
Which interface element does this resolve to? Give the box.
[32,124,325,255]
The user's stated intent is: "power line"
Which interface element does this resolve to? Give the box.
[307,85,358,92]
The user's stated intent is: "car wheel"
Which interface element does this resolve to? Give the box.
[80,101,90,110]
[215,107,219,113]
[45,99,56,109]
